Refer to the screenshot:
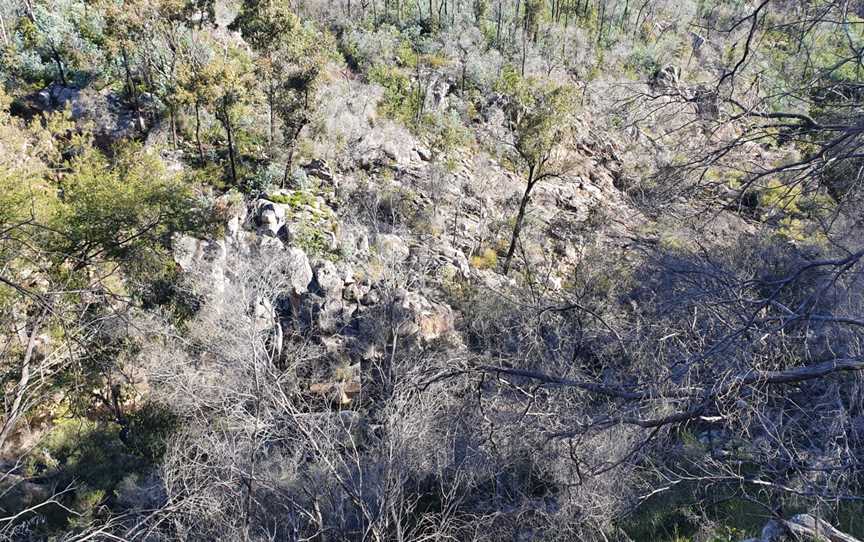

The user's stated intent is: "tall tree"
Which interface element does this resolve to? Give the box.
[190,39,258,186]
[231,0,334,185]
[496,70,576,275]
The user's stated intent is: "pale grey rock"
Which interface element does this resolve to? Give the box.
[255,199,287,237]
[303,159,335,183]
[172,234,205,271]
[285,248,313,295]
[391,289,455,343]
[375,233,410,263]
[313,260,344,298]
[355,121,419,168]
[36,84,145,141]
[760,520,788,542]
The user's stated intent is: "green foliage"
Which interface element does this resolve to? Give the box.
[424,110,473,160]
[123,402,179,463]
[369,63,421,124]
[493,64,532,103]
[54,141,206,281]
[470,248,498,270]
[623,43,664,79]
[268,190,314,207]
[618,485,764,542]
[20,416,149,533]
[1,0,107,87]
[759,178,801,213]
[494,68,576,177]
[230,0,302,51]
[756,179,833,243]
[67,486,107,530]
[395,39,420,68]
[230,0,336,177]
[183,161,231,190]
[0,94,207,512]
[1,1,863,540]
[40,418,135,485]
[293,224,334,256]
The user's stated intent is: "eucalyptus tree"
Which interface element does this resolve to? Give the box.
[0,86,205,478]
[176,34,259,186]
[1,0,106,87]
[495,70,577,275]
[231,0,336,185]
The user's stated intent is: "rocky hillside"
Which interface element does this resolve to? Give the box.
[2,0,864,540]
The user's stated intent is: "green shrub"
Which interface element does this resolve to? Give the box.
[368,63,422,125]
[123,402,179,463]
[470,248,498,270]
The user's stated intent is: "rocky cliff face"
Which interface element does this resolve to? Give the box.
[171,76,637,414]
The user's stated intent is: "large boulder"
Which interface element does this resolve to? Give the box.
[284,248,313,296]
[213,193,247,242]
[32,84,146,143]
[298,260,359,335]
[374,233,410,264]
[172,235,228,297]
[337,226,370,259]
[302,159,335,183]
[313,260,344,298]
[253,199,288,238]
[172,234,208,272]
[354,121,424,168]
[649,65,681,91]
[343,269,371,303]
[422,74,454,113]
[392,289,455,343]
[435,244,471,278]
[252,295,277,335]
[309,364,361,406]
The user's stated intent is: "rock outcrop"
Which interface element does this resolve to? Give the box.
[29,84,146,144]
[391,289,455,344]
[251,199,289,239]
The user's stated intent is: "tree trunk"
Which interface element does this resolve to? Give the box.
[121,46,143,132]
[502,166,536,275]
[195,100,205,163]
[521,22,528,75]
[51,48,68,86]
[267,64,275,151]
[268,94,275,150]
[0,13,9,47]
[633,0,649,37]
[22,1,67,86]
[496,2,502,47]
[170,106,177,149]
[223,100,238,186]
[282,143,296,188]
[144,58,158,126]
[512,0,521,47]
[0,313,44,451]
[620,0,630,29]
[597,0,607,45]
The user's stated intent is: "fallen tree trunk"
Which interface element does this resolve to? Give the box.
[742,514,861,542]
